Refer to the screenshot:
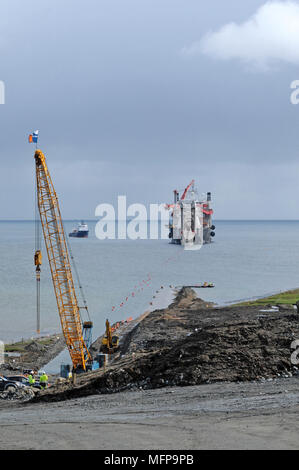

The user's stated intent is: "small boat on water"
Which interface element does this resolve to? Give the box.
[69,221,89,238]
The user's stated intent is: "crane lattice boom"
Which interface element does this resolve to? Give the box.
[35,149,90,371]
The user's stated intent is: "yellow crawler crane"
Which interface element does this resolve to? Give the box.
[34,149,91,371]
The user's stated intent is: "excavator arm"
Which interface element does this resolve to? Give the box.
[100,319,119,354]
[34,149,91,371]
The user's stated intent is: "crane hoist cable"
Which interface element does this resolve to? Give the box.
[64,231,91,322]
[34,180,42,334]
[34,149,91,371]
[64,229,93,350]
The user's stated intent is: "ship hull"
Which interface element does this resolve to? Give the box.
[170,227,212,245]
[69,231,89,238]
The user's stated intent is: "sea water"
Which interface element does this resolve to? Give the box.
[1,220,299,344]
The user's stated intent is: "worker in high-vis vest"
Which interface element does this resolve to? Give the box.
[28,374,35,386]
[39,371,48,389]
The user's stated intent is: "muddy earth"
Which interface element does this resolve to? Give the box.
[32,288,299,401]
[1,287,299,449]
[0,334,65,375]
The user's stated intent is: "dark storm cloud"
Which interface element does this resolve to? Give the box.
[0,0,298,219]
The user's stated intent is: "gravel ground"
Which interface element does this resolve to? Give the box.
[0,377,299,449]
[2,287,299,450]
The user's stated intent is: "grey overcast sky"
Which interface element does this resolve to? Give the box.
[1,0,299,219]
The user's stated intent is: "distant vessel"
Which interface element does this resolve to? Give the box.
[167,180,215,247]
[69,221,89,238]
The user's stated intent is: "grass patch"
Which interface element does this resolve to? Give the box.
[237,288,299,306]
[4,336,55,352]
[37,338,54,346]
[5,341,30,352]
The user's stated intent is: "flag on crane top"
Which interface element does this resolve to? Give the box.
[28,130,39,143]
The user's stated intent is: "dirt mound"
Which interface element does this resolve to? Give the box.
[32,288,299,402]
[170,287,212,310]
[170,287,198,306]
[78,314,299,393]
[121,289,214,355]
[25,341,46,353]
[0,387,35,402]
[0,335,66,375]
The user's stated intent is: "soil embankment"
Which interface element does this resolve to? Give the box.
[0,335,65,375]
[32,287,299,402]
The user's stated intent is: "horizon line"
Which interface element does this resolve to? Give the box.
[0,218,299,222]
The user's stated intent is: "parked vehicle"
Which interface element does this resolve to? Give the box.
[5,375,30,386]
[6,375,42,389]
[0,376,25,392]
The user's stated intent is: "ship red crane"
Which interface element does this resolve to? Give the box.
[180,179,195,201]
